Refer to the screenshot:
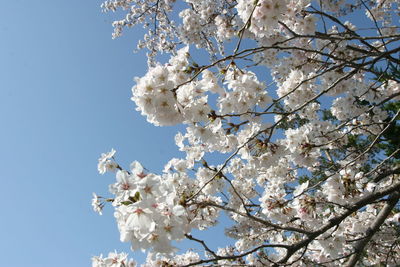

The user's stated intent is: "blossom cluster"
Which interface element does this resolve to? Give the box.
[132,46,213,126]
[92,251,135,267]
[93,151,222,258]
[95,158,189,254]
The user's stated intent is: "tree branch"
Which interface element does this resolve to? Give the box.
[345,191,400,267]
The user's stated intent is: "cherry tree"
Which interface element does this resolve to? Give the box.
[92,0,400,266]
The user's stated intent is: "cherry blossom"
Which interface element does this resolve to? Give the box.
[94,0,400,266]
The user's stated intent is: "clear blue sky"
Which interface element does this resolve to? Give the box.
[0,0,190,266]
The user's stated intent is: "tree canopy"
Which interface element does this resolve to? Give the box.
[92,0,400,266]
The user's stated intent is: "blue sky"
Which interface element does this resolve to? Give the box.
[0,1,189,266]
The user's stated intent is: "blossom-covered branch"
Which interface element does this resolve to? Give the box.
[93,0,400,266]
